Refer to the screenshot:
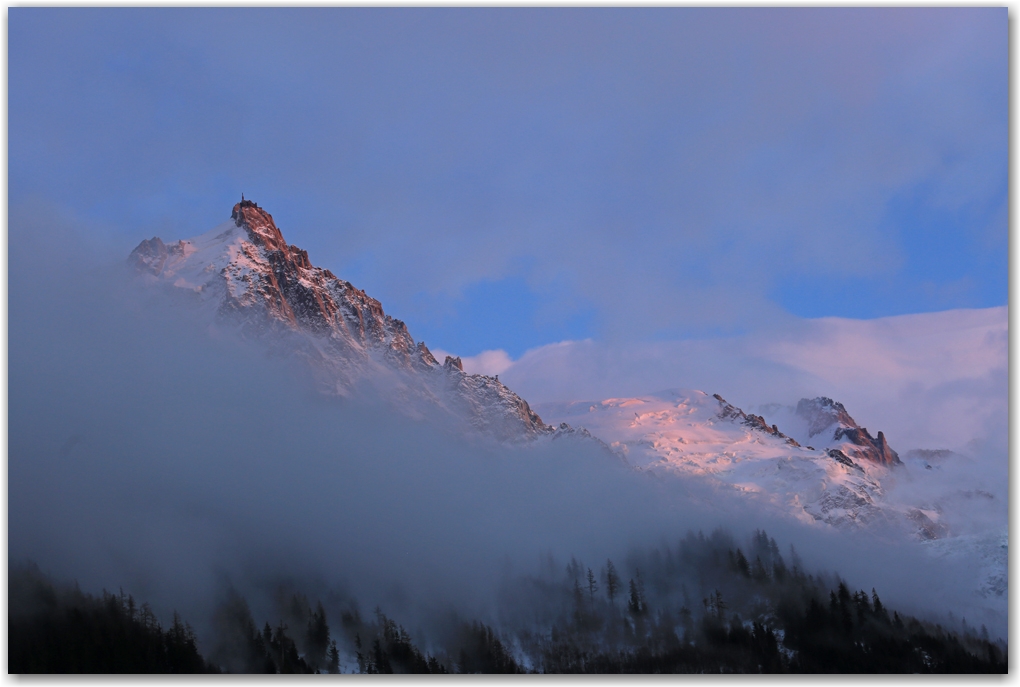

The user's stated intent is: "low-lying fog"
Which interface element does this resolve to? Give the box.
[9,217,1007,650]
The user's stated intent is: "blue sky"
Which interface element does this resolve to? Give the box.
[10,8,1007,359]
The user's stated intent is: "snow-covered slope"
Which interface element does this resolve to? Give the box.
[535,389,946,537]
[129,199,557,441]
[535,388,1006,612]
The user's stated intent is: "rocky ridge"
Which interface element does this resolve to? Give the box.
[794,397,901,466]
[531,389,950,539]
[130,199,555,441]
[713,394,802,447]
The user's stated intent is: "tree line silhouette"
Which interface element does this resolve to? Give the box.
[9,561,214,673]
[9,529,1006,673]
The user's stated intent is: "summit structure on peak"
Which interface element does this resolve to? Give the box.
[129,198,554,441]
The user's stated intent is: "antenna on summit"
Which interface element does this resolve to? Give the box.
[241,192,245,202]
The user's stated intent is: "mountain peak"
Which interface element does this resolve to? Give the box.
[795,396,854,438]
[231,198,290,255]
[129,200,558,441]
[795,396,900,466]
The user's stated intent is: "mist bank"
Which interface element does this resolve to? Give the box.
[8,217,1006,654]
[11,531,1007,674]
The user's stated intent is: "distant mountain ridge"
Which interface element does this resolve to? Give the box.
[534,390,907,533]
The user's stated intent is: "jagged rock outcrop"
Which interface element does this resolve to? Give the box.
[129,237,190,275]
[907,508,951,541]
[795,397,900,466]
[713,394,801,447]
[796,397,856,438]
[538,389,894,534]
[832,426,900,466]
[826,448,863,472]
[129,199,555,441]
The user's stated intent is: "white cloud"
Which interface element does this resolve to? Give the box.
[499,307,1007,457]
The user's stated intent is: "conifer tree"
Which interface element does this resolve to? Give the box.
[305,601,330,670]
[327,640,340,674]
[604,560,621,607]
[572,577,585,622]
[627,570,647,616]
[586,568,598,611]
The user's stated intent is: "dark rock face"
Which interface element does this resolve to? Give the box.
[129,237,190,276]
[222,199,435,370]
[833,427,900,466]
[826,448,863,472]
[907,508,950,540]
[796,397,855,438]
[129,237,168,275]
[713,394,801,447]
[714,393,900,467]
[797,397,901,466]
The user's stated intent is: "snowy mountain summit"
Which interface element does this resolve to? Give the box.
[535,389,938,537]
[129,199,555,440]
